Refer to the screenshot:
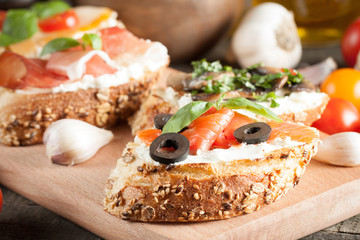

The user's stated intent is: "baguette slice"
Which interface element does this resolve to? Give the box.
[129,68,330,135]
[0,68,164,146]
[104,122,320,222]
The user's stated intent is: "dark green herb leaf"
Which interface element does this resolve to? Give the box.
[283,69,303,85]
[222,97,282,122]
[31,0,70,19]
[40,38,80,56]
[162,101,214,134]
[0,9,38,47]
[82,33,102,50]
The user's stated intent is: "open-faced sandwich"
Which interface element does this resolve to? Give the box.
[0,1,169,146]
[129,59,329,134]
[105,97,320,222]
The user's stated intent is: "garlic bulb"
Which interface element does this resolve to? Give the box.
[298,57,337,85]
[314,132,360,167]
[43,119,114,166]
[231,2,302,68]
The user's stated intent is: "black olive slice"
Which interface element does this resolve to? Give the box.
[234,122,271,144]
[150,133,189,165]
[154,113,173,130]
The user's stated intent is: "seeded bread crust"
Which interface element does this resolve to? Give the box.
[0,68,164,146]
[104,138,318,222]
[128,88,330,135]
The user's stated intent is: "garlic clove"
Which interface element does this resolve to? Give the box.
[298,57,337,86]
[314,132,360,167]
[231,2,302,69]
[43,119,114,166]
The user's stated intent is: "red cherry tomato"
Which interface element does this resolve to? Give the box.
[321,68,360,111]
[312,98,360,134]
[341,17,360,67]
[38,10,79,32]
[0,10,6,30]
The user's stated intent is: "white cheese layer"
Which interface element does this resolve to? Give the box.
[133,136,304,166]
[159,87,328,120]
[235,91,328,119]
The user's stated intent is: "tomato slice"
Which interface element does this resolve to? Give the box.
[39,10,79,32]
[0,10,6,30]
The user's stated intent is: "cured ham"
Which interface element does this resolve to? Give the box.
[0,26,167,90]
[100,27,149,58]
[46,50,117,80]
[0,51,67,89]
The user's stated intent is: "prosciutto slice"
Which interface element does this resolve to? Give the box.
[46,50,117,80]
[0,51,67,89]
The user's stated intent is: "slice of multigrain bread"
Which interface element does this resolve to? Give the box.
[0,68,163,146]
[104,127,319,222]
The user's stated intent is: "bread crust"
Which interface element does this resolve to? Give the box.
[104,139,318,222]
[0,69,163,146]
[128,88,330,135]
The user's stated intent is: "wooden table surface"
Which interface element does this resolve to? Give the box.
[1,42,360,240]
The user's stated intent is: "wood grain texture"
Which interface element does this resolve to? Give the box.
[1,121,360,239]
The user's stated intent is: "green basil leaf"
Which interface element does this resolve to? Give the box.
[0,34,15,47]
[82,33,102,50]
[162,101,214,134]
[0,9,38,47]
[31,0,70,19]
[253,91,280,108]
[40,38,80,56]
[222,97,282,122]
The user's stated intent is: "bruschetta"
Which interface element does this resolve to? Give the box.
[104,97,320,222]
[129,60,329,135]
[0,3,169,146]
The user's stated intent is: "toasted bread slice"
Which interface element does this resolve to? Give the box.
[0,68,164,146]
[0,5,170,146]
[104,123,319,222]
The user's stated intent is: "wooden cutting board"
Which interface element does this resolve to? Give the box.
[1,126,360,239]
[1,68,360,239]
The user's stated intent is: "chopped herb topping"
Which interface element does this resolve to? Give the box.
[190,59,304,94]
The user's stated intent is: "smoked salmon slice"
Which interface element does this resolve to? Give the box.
[182,108,234,155]
[136,108,320,158]
[212,112,254,149]
[136,129,162,146]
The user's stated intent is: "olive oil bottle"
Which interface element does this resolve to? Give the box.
[253,0,360,46]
